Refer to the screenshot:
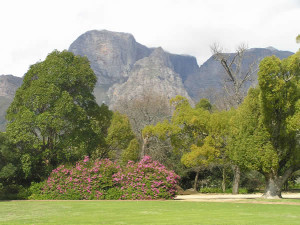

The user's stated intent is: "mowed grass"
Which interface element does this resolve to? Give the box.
[1,200,300,225]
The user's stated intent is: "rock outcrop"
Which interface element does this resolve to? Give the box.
[0,75,22,98]
[69,30,199,105]
[69,30,152,85]
[0,75,23,131]
[108,47,192,108]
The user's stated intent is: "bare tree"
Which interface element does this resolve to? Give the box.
[210,43,258,194]
[113,90,172,157]
[210,43,257,107]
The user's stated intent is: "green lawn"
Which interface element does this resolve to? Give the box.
[1,200,300,225]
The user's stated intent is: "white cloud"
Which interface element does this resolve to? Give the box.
[0,0,299,77]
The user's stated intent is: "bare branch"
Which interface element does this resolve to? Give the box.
[210,43,258,107]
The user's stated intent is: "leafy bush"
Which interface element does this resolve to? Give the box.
[224,188,248,194]
[29,156,180,200]
[0,184,30,200]
[199,187,249,194]
[28,182,47,200]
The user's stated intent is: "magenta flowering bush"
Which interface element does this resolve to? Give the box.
[113,156,180,200]
[29,156,180,200]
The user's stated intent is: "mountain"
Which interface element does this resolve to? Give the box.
[108,47,192,108]
[0,75,23,131]
[69,30,294,106]
[69,30,198,105]
[0,30,295,131]
[69,30,152,104]
[184,47,294,100]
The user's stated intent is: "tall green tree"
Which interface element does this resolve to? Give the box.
[258,52,300,198]
[229,51,300,198]
[6,50,103,180]
[228,88,277,193]
[207,110,234,192]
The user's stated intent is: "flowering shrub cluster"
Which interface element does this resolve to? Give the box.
[29,156,180,200]
[113,156,179,200]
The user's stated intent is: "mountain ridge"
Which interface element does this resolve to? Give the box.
[0,30,295,131]
[68,30,199,105]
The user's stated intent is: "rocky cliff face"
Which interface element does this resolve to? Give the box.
[0,75,22,98]
[69,30,152,85]
[108,47,192,108]
[184,47,294,100]
[169,54,200,83]
[69,30,294,106]
[0,75,23,131]
[69,30,152,104]
[69,30,198,105]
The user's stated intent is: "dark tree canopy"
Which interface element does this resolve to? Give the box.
[6,50,104,180]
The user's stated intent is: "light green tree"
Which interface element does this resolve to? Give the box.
[207,110,234,192]
[173,96,234,191]
[195,98,213,112]
[105,111,138,161]
[143,96,216,190]
[121,139,140,163]
[181,136,220,190]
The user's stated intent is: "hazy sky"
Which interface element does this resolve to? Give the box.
[1,0,300,77]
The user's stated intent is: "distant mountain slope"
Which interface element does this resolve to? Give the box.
[0,75,23,131]
[184,47,294,100]
[108,47,192,108]
[69,30,199,105]
[70,30,294,105]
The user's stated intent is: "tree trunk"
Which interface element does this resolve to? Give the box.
[262,167,295,199]
[262,176,282,199]
[194,170,200,191]
[232,165,240,194]
[141,135,148,158]
[222,167,226,192]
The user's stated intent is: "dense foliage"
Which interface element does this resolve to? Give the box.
[5,50,106,181]
[229,51,300,198]
[30,156,179,200]
[1,47,300,200]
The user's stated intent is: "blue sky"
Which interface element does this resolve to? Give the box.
[1,0,299,77]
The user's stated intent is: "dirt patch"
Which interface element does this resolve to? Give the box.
[175,193,300,205]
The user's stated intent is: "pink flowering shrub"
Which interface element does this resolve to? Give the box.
[30,156,119,200]
[113,156,180,200]
[29,156,180,200]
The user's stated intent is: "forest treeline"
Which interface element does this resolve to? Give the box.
[0,42,300,199]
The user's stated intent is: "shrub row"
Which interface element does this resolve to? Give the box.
[29,156,180,200]
[199,187,249,194]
